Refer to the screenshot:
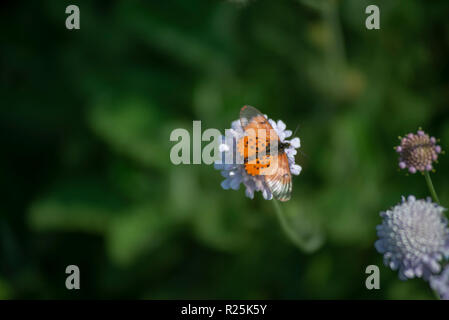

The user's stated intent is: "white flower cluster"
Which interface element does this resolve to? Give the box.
[375,196,449,280]
[214,116,301,200]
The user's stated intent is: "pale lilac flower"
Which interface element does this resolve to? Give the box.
[395,130,442,173]
[429,265,449,300]
[375,196,449,280]
[214,114,301,200]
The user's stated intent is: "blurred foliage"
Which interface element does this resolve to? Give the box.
[1,0,449,299]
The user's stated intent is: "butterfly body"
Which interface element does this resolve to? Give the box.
[237,105,293,202]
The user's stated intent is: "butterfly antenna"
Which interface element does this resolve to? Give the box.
[292,124,300,138]
[298,149,309,159]
[291,124,308,159]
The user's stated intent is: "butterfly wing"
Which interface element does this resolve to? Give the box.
[244,154,273,176]
[239,105,293,201]
[238,105,279,159]
[264,153,292,202]
[237,132,271,160]
[240,105,274,133]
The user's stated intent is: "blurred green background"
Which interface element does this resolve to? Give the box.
[1,0,449,299]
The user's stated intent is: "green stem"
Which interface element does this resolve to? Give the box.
[272,199,324,252]
[325,0,347,66]
[272,199,302,249]
[424,171,440,205]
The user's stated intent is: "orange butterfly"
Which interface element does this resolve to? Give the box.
[237,105,293,202]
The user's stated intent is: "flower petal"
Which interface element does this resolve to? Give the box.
[289,137,300,148]
[277,120,286,132]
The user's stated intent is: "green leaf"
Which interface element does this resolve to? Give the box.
[88,96,168,170]
[28,178,122,234]
[107,204,174,266]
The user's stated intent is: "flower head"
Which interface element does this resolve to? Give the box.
[429,264,449,300]
[214,112,301,200]
[375,196,449,280]
[395,129,442,173]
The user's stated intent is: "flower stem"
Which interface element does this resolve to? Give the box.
[272,199,323,252]
[424,171,440,205]
[272,199,301,249]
